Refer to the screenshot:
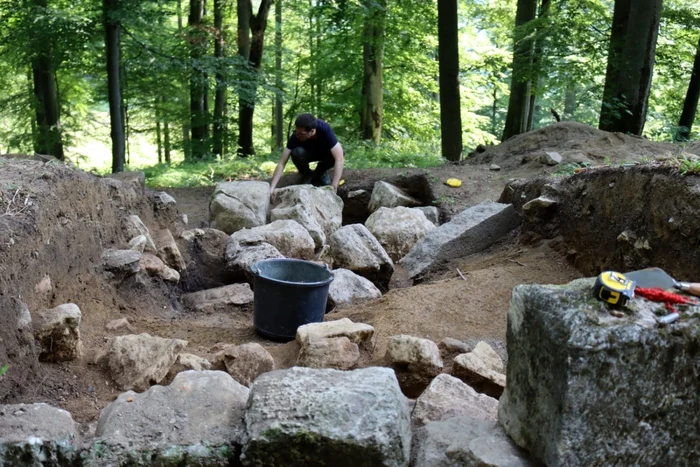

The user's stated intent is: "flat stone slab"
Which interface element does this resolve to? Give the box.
[242,366,411,466]
[499,278,700,466]
[401,201,520,279]
[0,403,77,465]
[411,417,533,467]
[181,283,254,313]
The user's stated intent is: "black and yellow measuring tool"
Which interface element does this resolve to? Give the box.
[594,271,636,306]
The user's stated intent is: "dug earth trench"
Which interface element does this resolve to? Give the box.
[1,122,699,464]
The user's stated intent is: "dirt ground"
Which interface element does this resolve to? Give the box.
[0,122,686,425]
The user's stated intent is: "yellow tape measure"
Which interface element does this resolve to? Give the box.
[594,271,636,306]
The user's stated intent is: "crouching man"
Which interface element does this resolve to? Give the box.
[269,113,344,194]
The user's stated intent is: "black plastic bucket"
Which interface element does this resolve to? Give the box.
[251,258,334,342]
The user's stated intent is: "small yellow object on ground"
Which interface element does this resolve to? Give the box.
[339,179,345,186]
[446,178,462,188]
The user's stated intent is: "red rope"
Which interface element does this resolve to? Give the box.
[635,287,697,314]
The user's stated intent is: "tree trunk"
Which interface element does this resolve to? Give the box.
[164,120,171,163]
[599,0,630,130]
[237,0,273,157]
[564,81,576,119]
[30,0,64,160]
[274,0,284,150]
[437,0,462,161]
[104,0,125,172]
[599,0,662,135]
[156,108,163,164]
[677,38,700,141]
[177,0,191,159]
[360,0,386,144]
[213,0,227,157]
[501,0,538,141]
[189,0,209,159]
[525,0,550,132]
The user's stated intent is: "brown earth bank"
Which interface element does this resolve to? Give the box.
[0,122,697,426]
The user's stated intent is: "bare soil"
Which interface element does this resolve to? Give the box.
[0,122,687,426]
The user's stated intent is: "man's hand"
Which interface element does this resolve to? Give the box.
[330,143,344,193]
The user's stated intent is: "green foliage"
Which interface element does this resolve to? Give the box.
[0,364,8,377]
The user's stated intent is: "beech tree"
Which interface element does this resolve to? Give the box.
[189,0,209,159]
[599,0,663,135]
[502,0,538,140]
[677,38,700,140]
[104,0,125,172]
[437,0,462,161]
[360,0,386,144]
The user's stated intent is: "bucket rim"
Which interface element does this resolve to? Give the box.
[251,258,334,287]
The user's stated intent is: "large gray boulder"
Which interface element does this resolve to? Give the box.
[328,268,382,308]
[225,239,284,282]
[242,367,411,466]
[0,403,78,465]
[328,224,394,290]
[365,206,436,262]
[229,219,315,260]
[411,418,533,467]
[102,248,141,276]
[401,201,520,279]
[452,352,506,399]
[104,333,187,391]
[210,181,270,234]
[499,278,700,466]
[92,371,248,465]
[386,334,443,398]
[139,252,180,283]
[368,181,421,213]
[153,229,187,272]
[270,185,343,250]
[213,343,275,387]
[122,214,157,253]
[412,374,498,428]
[32,303,82,362]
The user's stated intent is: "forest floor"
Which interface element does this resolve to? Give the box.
[2,122,694,426]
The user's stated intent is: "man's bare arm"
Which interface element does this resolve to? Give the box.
[330,143,344,192]
[269,147,292,193]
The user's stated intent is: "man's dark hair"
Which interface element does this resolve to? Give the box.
[295,113,317,131]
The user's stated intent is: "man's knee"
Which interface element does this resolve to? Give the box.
[290,147,309,165]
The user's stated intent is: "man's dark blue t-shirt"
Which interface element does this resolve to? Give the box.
[286,119,338,161]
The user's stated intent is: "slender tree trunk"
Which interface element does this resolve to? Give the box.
[492,86,498,135]
[164,120,171,163]
[360,0,386,144]
[237,0,273,156]
[677,38,700,141]
[599,0,662,135]
[156,108,163,164]
[525,0,550,132]
[104,0,125,172]
[308,0,316,115]
[213,0,227,157]
[274,0,284,150]
[177,0,191,159]
[502,0,537,141]
[26,69,38,149]
[189,0,209,159]
[437,0,462,161]
[564,81,576,119]
[30,0,64,160]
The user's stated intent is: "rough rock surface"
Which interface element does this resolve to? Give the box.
[105,333,187,391]
[0,403,77,465]
[452,352,506,399]
[270,185,343,250]
[225,240,284,282]
[296,336,360,370]
[365,206,436,262]
[164,353,212,383]
[368,181,421,212]
[327,268,382,308]
[93,371,248,465]
[411,374,498,428]
[229,219,315,260]
[102,249,141,276]
[209,181,270,234]
[215,343,275,387]
[412,206,440,226]
[181,283,254,313]
[499,278,700,466]
[122,214,157,253]
[438,338,471,361]
[179,228,233,291]
[386,335,443,397]
[411,418,533,467]
[296,318,375,349]
[139,252,180,282]
[401,201,520,279]
[129,234,147,253]
[328,224,394,289]
[153,228,187,271]
[32,303,82,362]
[242,367,411,466]
[471,341,504,373]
